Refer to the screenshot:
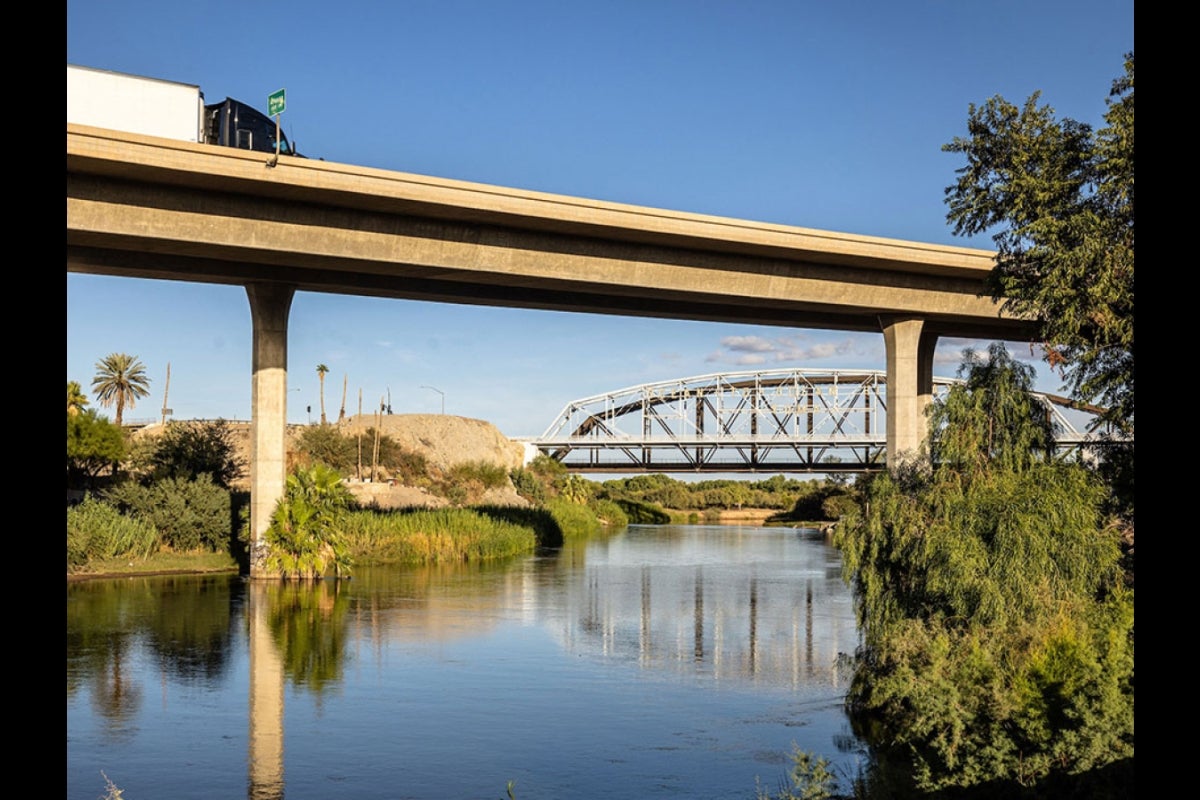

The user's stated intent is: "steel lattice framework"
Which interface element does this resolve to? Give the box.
[527,368,1117,473]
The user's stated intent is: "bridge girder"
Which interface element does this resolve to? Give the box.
[527,368,1117,474]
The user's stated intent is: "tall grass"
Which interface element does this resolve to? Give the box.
[342,507,538,565]
[545,498,603,539]
[67,495,160,568]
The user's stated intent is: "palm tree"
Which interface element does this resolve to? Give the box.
[316,364,329,425]
[92,353,151,427]
[67,380,89,416]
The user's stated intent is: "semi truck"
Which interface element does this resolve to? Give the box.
[66,64,302,157]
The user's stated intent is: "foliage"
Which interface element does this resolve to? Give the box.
[341,506,540,564]
[67,380,89,416]
[132,419,245,489]
[545,497,603,539]
[832,346,1134,791]
[293,424,428,484]
[509,466,548,504]
[556,473,593,504]
[755,746,841,800]
[67,409,126,488]
[294,424,358,472]
[441,460,511,505]
[103,474,233,552]
[943,53,1134,433]
[91,352,152,427]
[588,497,629,528]
[614,498,672,524]
[927,343,1054,474]
[264,464,354,579]
[599,473,806,512]
[783,482,858,524]
[67,495,160,567]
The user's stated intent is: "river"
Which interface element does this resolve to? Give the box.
[67,524,866,799]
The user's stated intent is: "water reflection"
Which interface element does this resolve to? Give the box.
[67,525,863,800]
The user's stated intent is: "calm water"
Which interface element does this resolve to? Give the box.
[67,525,866,799]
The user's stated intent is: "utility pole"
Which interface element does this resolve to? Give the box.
[160,362,171,425]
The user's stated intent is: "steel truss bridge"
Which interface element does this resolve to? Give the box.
[527,368,1117,473]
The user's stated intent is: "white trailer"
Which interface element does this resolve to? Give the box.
[67,64,204,143]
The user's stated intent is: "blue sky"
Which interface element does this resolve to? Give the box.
[67,1,1134,435]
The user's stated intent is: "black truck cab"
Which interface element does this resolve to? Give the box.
[204,98,301,157]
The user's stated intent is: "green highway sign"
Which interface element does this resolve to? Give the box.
[268,88,286,116]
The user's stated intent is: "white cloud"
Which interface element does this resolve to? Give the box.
[720,335,775,353]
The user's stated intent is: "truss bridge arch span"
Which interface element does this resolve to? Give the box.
[528,368,1109,474]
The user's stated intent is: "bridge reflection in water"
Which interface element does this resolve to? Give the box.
[341,526,861,693]
[526,368,1116,473]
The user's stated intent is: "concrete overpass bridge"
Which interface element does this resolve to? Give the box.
[67,123,1039,574]
[525,368,1110,474]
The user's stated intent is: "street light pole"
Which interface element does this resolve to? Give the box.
[420,385,445,414]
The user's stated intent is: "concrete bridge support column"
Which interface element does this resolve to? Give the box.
[246,282,295,578]
[881,316,938,469]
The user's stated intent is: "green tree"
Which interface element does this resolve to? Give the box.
[927,342,1054,475]
[316,364,329,425]
[67,409,126,489]
[943,53,1133,434]
[834,347,1134,793]
[91,353,152,427]
[133,419,245,489]
[264,463,353,579]
[67,380,89,417]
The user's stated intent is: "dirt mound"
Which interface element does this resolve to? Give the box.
[337,413,531,472]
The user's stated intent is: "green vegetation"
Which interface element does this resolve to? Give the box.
[943,54,1134,435]
[103,474,232,552]
[833,345,1134,795]
[67,380,89,416]
[67,409,125,490]
[129,418,245,488]
[67,495,159,567]
[263,463,354,579]
[755,746,841,800]
[342,506,540,564]
[292,423,430,485]
[68,416,248,572]
[805,58,1138,796]
[91,352,151,427]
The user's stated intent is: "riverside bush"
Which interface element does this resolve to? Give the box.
[834,344,1134,793]
[67,495,159,567]
[104,474,232,552]
[546,498,602,539]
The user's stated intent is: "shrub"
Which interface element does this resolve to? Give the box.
[104,474,232,552]
[588,498,629,528]
[510,467,547,504]
[438,460,510,505]
[294,425,357,472]
[545,498,602,539]
[67,495,159,567]
[134,419,244,489]
[264,464,353,579]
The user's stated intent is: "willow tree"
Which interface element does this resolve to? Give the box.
[91,353,151,427]
[943,53,1134,435]
[835,344,1133,794]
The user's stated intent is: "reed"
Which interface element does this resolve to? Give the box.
[67,495,160,567]
[342,507,538,565]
